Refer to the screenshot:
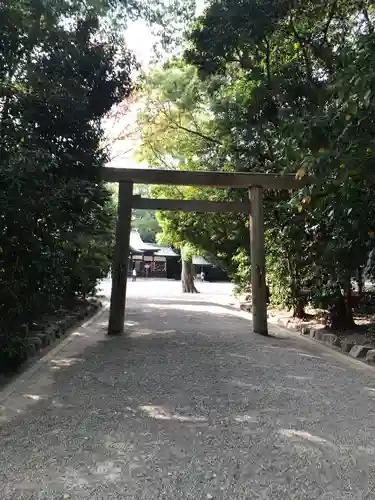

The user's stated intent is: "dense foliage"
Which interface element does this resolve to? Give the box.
[131,185,161,242]
[0,0,193,371]
[137,0,375,326]
[132,209,161,242]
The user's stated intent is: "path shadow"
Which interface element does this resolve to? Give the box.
[1,296,372,498]
[126,297,290,342]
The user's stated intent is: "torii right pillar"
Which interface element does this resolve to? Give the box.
[249,186,268,336]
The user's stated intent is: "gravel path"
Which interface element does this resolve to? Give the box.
[1,281,375,499]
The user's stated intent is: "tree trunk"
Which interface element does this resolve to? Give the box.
[329,286,355,330]
[288,258,306,319]
[357,267,364,299]
[181,257,199,293]
[293,296,306,319]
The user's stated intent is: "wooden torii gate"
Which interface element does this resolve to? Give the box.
[102,167,305,337]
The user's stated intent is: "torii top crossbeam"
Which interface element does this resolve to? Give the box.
[102,167,306,190]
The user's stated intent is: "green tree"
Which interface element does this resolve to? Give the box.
[0,0,193,370]
[132,209,161,242]
[156,212,200,293]
[184,0,375,326]
[135,0,375,325]
[130,185,161,242]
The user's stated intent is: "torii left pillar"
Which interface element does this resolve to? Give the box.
[108,181,133,335]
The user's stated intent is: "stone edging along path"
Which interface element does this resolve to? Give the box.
[26,298,102,355]
[0,298,103,386]
[273,314,375,366]
[238,300,375,367]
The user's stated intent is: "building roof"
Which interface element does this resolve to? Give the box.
[129,230,211,265]
[129,229,178,257]
[140,242,162,251]
[193,255,212,266]
[129,229,160,253]
[155,247,179,258]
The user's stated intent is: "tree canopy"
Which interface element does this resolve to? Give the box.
[136,0,375,325]
[0,0,195,371]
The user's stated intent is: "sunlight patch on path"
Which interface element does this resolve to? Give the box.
[280,429,331,446]
[139,405,207,423]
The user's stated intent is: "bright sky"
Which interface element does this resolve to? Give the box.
[124,19,156,68]
[124,0,207,67]
[105,0,207,168]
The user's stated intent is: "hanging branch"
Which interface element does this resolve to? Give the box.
[289,16,313,84]
[320,0,338,47]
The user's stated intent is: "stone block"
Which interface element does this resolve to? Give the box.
[301,326,310,335]
[77,310,86,321]
[313,330,324,341]
[19,324,29,336]
[44,326,57,339]
[48,323,60,335]
[67,316,77,327]
[27,343,38,358]
[366,349,375,364]
[29,337,43,350]
[240,303,251,312]
[36,333,51,347]
[54,325,64,338]
[322,333,340,347]
[341,340,355,353]
[278,318,290,328]
[349,345,372,358]
[61,316,74,330]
